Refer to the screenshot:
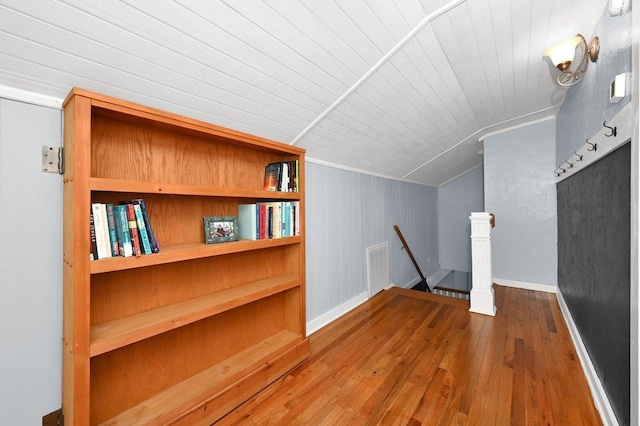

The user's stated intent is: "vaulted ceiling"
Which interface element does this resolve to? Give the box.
[0,0,606,186]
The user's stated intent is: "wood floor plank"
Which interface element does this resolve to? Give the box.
[216,286,602,425]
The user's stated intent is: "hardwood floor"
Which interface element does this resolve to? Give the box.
[216,286,602,425]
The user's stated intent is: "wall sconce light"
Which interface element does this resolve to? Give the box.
[545,34,599,87]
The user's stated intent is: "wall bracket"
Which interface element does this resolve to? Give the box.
[42,146,64,174]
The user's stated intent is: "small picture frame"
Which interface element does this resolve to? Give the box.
[203,216,238,244]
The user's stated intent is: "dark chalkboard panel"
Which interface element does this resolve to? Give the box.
[557,142,630,425]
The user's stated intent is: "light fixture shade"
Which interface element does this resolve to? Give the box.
[608,0,629,16]
[545,36,581,70]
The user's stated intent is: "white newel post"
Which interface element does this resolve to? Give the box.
[469,212,496,316]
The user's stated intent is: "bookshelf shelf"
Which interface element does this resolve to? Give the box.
[90,274,301,356]
[90,177,301,200]
[89,237,303,274]
[63,88,309,425]
[99,330,307,426]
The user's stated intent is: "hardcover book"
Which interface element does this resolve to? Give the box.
[89,208,98,261]
[133,204,153,255]
[106,203,119,256]
[134,199,159,253]
[237,204,258,241]
[114,205,133,257]
[91,203,111,259]
[123,203,142,257]
[263,162,281,191]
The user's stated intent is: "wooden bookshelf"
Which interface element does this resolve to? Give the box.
[62,88,309,425]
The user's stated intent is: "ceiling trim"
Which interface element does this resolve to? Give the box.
[402,105,560,180]
[0,84,63,109]
[306,156,430,187]
[478,114,556,142]
[290,0,468,146]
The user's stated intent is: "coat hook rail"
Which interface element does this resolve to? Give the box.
[603,120,617,137]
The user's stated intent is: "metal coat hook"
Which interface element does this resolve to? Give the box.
[586,138,597,151]
[574,151,584,161]
[564,161,574,169]
[603,121,617,137]
[554,168,564,177]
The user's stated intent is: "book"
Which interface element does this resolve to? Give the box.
[105,204,119,256]
[263,162,281,191]
[134,199,159,253]
[259,203,268,240]
[238,204,258,240]
[114,205,133,257]
[280,162,289,192]
[293,201,300,236]
[91,203,111,259]
[272,202,282,239]
[123,203,142,257]
[133,203,153,255]
[89,208,98,261]
[99,203,113,257]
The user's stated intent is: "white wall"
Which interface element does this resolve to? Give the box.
[483,118,558,287]
[438,165,483,272]
[0,98,63,425]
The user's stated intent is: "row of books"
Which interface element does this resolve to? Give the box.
[238,202,300,240]
[263,161,299,192]
[90,199,159,261]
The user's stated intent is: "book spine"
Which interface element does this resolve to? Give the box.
[274,202,283,238]
[106,204,119,256]
[237,204,258,241]
[91,203,110,259]
[258,203,266,240]
[294,201,300,236]
[89,208,98,261]
[134,199,160,253]
[99,203,113,257]
[280,163,288,192]
[284,202,292,237]
[295,160,299,192]
[114,205,133,257]
[124,204,142,257]
[133,204,153,255]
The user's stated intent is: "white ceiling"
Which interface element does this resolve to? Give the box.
[0,0,606,186]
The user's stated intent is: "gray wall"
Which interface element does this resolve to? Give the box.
[0,98,63,425]
[437,165,483,272]
[305,162,439,321]
[555,5,632,166]
[483,118,558,286]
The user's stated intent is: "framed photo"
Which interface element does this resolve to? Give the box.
[203,216,239,244]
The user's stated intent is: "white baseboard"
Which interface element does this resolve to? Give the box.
[397,277,422,289]
[306,291,369,336]
[556,288,619,426]
[493,277,557,293]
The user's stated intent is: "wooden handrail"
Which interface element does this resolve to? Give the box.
[393,225,431,293]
